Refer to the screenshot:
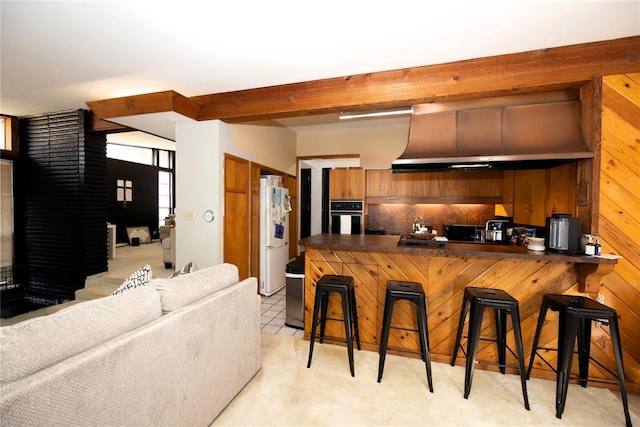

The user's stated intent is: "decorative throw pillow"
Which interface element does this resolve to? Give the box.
[169,261,196,278]
[112,264,153,295]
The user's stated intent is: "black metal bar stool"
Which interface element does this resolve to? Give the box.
[377,280,434,392]
[307,274,361,376]
[451,287,530,410]
[526,294,632,426]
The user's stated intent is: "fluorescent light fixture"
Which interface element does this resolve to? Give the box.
[449,163,492,169]
[339,107,413,120]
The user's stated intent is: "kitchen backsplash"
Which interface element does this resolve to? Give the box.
[366,204,495,235]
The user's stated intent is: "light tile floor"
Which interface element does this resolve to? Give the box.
[260,287,304,338]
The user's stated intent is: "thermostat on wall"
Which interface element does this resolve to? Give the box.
[203,210,214,222]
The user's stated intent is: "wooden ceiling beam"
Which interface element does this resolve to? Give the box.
[87,36,640,127]
[194,36,640,122]
[87,90,202,128]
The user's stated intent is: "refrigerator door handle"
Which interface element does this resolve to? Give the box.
[267,242,288,249]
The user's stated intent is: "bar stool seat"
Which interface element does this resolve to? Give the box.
[377,280,433,392]
[451,287,530,410]
[307,274,361,376]
[526,294,632,426]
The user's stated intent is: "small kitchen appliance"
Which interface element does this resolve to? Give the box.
[546,214,581,253]
[444,224,483,242]
[484,219,510,242]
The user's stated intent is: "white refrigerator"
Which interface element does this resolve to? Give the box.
[259,179,291,296]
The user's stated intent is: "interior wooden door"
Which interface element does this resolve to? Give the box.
[249,163,261,281]
[224,154,250,280]
[286,174,298,259]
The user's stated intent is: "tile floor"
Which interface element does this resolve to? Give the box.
[260,287,304,338]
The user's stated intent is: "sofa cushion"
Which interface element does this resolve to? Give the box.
[0,286,163,386]
[152,263,239,312]
[112,264,152,295]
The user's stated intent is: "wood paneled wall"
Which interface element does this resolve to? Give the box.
[598,73,640,391]
[305,246,640,394]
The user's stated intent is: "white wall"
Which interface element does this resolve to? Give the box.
[231,123,297,174]
[174,120,226,269]
[174,120,297,269]
[297,123,409,170]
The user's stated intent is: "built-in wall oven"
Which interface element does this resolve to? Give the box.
[329,200,363,234]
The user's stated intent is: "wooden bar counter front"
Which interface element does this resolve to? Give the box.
[300,233,619,386]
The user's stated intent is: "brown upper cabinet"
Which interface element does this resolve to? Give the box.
[510,163,577,226]
[330,167,365,200]
[366,169,503,204]
[366,166,578,227]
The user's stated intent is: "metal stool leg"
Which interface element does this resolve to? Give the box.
[307,289,323,368]
[577,316,592,388]
[510,306,530,410]
[319,291,329,343]
[416,295,434,392]
[451,296,470,366]
[496,308,507,374]
[342,289,355,377]
[377,293,395,382]
[351,285,361,350]
[556,313,579,419]
[526,302,549,379]
[608,314,633,427]
[464,302,484,399]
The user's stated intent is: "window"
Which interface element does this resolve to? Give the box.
[0,115,19,158]
[158,150,172,168]
[0,117,5,149]
[0,160,14,267]
[107,144,153,165]
[158,171,173,227]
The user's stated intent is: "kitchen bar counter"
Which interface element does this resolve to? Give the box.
[301,233,617,265]
[299,233,620,389]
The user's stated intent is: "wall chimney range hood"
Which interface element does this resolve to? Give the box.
[392,91,594,173]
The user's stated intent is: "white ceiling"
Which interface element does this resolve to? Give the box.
[2,1,639,142]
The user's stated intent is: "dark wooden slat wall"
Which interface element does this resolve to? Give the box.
[18,110,107,300]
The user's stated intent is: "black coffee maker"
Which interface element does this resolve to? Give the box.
[546,214,581,253]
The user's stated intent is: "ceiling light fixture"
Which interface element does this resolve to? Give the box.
[338,107,413,120]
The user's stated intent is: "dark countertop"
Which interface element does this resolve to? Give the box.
[300,233,618,265]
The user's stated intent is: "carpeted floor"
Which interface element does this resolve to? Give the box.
[212,333,639,427]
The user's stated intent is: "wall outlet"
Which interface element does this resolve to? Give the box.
[184,211,195,220]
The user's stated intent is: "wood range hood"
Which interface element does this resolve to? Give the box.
[392,90,594,173]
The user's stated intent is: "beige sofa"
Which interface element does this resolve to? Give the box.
[0,263,261,427]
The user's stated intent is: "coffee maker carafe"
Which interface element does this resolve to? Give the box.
[546,214,580,253]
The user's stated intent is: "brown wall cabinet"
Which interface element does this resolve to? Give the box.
[511,163,577,226]
[366,169,503,204]
[329,167,365,200]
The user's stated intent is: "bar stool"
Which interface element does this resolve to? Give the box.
[526,294,632,426]
[377,280,434,392]
[451,287,530,410]
[307,274,361,376]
